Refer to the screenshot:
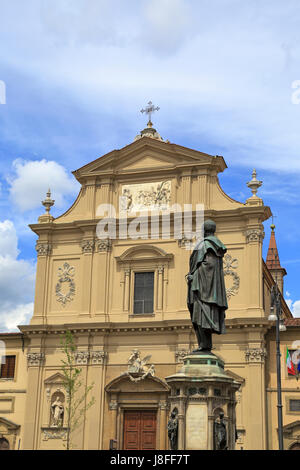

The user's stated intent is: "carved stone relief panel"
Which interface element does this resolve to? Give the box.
[120,181,171,213]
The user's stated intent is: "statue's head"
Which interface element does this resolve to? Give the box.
[204,219,216,236]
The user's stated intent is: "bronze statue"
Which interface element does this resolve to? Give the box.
[187,220,228,352]
[214,412,227,450]
[167,408,178,450]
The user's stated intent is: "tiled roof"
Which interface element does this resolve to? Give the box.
[284,318,300,326]
[0,332,22,336]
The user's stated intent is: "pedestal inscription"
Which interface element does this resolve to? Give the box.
[186,402,208,450]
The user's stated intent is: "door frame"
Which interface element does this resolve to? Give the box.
[119,404,159,450]
[122,408,158,450]
[105,374,170,450]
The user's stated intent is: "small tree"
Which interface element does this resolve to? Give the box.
[60,330,95,450]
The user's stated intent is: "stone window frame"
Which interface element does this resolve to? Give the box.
[285,395,300,416]
[129,266,160,316]
[0,353,18,383]
[115,245,173,317]
[132,270,155,315]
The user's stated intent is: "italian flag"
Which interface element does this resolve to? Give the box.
[286,348,296,376]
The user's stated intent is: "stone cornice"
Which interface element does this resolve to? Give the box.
[29,205,272,236]
[17,317,275,337]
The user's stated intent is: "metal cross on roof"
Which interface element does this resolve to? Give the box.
[140,101,160,126]
[271,214,277,230]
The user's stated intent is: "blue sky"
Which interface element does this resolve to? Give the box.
[0,0,300,330]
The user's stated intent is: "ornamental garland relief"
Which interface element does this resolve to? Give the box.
[55,262,76,306]
[223,253,240,300]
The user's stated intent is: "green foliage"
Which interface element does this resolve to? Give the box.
[60,330,95,450]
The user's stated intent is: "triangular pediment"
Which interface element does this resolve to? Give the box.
[44,372,66,385]
[119,154,176,171]
[105,373,170,393]
[0,417,20,431]
[283,420,300,432]
[224,369,245,385]
[73,137,226,182]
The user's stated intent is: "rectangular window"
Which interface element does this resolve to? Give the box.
[134,272,154,314]
[0,356,16,379]
[290,400,300,412]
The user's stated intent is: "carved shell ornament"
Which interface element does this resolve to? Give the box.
[55,263,75,306]
[223,254,240,300]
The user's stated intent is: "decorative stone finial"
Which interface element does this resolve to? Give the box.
[246,169,263,206]
[43,188,55,214]
[38,188,55,223]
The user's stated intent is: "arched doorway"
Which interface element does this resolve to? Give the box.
[290,442,300,450]
[0,438,10,450]
[105,374,170,450]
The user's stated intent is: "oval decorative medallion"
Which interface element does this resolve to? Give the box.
[223,253,240,300]
[55,262,75,306]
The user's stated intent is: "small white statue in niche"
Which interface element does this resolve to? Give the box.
[50,392,65,428]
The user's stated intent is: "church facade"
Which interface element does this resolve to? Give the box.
[1,123,300,450]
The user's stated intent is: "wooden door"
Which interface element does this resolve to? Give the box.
[123,410,156,450]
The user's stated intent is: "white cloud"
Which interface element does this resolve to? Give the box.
[40,0,126,47]
[8,159,79,212]
[0,220,36,332]
[1,1,300,177]
[286,298,292,309]
[291,301,300,318]
[0,1,295,173]
[0,220,19,258]
[141,0,193,55]
[285,298,300,318]
[0,303,34,332]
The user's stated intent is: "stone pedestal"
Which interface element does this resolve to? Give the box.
[165,352,240,450]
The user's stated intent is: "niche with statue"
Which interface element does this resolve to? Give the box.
[50,391,65,428]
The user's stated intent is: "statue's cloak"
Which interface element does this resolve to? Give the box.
[187,236,228,334]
